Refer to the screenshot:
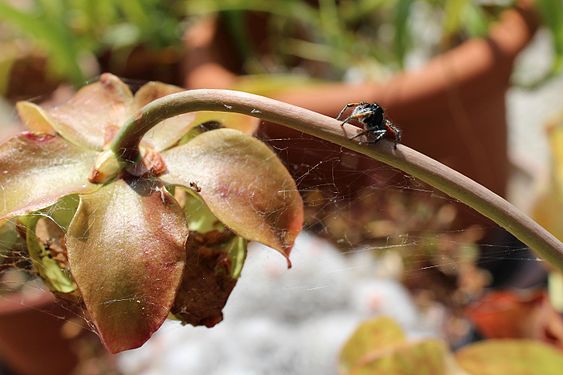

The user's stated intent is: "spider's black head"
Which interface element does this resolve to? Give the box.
[353,103,385,130]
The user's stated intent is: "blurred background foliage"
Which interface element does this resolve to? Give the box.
[0,0,561,91]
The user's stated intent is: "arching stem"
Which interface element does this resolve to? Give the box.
[105,89,563,272]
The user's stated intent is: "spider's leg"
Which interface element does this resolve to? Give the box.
[340,113,370,127]
[350,128,386,141]
[336,102,363,120]
[365,129,387,144]
[350,129,370,140]
[384,119,401,148]
[340,115,353,127]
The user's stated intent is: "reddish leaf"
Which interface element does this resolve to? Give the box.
[17,73,133,150]
[66,178,188,353]
[0,133,98,220]
[161,129,303,261]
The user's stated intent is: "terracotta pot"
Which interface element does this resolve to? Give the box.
[0,289,80,375]
[273,3,537,200]
[99,45,184,87]
[182,2,539,216]
[3,53,60,103]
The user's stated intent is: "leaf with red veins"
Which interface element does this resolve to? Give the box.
[0,133,99,220]
[17,73,133,150]
[161,129,303,262]
[66,178,188,353]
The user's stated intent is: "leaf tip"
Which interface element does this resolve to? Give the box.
[16,102,56,134]
[286,255,293,269]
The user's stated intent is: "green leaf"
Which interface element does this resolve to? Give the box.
[0,1,85,85]
[339,317,407,374]
[17,73,133,150]
[161,129,303,262]
[393,0,414,69]
[38,194,80,232]
[66,178,188,353]
[456,340,563,375]
[443,0,470,37]
[0,133,98,220]
[18,215,76,294]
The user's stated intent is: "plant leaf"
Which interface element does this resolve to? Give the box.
[339,317,406,374]
[0,133,98,220]
[15,101,57,134]
[18,215,76,293]
[456,340,563,375]
[134,81,258,151]
[134,81,198,151]
[161,129,303,262]
[186,111,259,136]
[19,73,133,150]
[66,178,188,353]
[0,219,27,272]
[349,339,463,375]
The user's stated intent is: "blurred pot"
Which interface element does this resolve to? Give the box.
[0,288,79,375]
[183,2,539,213]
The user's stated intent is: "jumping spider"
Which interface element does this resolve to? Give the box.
[337,102,401,148]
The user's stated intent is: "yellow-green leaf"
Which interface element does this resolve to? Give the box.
[339,317,406,374]
[15,101,57,134]
[350,339,462,375]
[456,340,563,375]
[18,215,76,293]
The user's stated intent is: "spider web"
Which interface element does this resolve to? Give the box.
[0,82,551,375]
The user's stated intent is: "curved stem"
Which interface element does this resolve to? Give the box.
[110,89,563,272]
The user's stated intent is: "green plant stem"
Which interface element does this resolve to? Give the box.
[110,89,563,272]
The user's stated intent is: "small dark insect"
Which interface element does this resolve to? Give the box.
[189,181,202,192]
[336,102,401,148]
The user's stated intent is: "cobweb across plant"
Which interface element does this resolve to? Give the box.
[0,77,549,371]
